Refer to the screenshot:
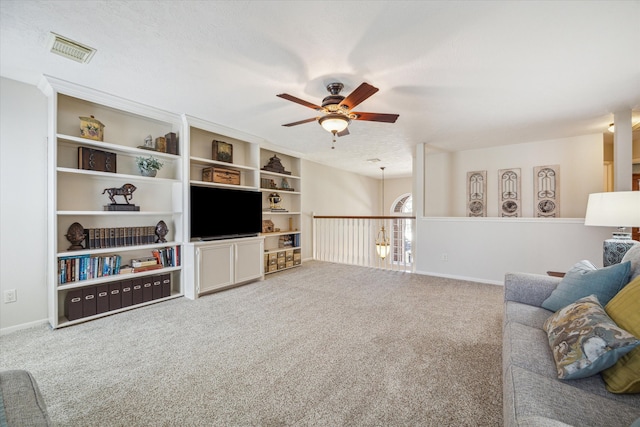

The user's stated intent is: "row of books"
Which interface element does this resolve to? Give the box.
[153,246,180,268]
[82,225,161,250]
[58,246,180,284]
[59,254,122,284]
[64,273,172,321]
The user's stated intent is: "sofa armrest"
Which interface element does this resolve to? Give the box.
[0,370,51,427]
[504,272,561,308]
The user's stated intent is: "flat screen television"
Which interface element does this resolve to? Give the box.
[190,185,262,241]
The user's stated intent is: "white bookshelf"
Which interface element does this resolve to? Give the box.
[40,76,185,328]
[259,148,302,274]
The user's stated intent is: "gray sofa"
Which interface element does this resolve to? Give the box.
[503,272,640,427]
[0,370,51,427]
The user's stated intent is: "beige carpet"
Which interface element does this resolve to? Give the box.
[0,261,504,426]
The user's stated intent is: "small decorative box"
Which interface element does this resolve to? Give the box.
[202,166,240,185]
[79,115,105,141]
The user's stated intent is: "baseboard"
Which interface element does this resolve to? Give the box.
[0,318,49,336]
[413,269,503,286]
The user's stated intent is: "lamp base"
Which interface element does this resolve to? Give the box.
[603,235,637,266]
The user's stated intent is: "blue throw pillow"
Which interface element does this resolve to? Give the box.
[541,260,631,312]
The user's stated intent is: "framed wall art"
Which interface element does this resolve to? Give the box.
[534,165,560,217]
[467,170,487,217]
[212,140,233,163]
[498,168,521,217]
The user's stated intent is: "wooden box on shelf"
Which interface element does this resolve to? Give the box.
[202,166,240,185]
[78,147,117,173]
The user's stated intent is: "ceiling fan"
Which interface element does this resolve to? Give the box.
[277,82,399,148]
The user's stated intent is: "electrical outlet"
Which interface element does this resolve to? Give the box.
[441,253,448,262]
[4,289,17,303]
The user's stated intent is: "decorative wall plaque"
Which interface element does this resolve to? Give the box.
[498,168,521,217]
[212,140,233,163]
[467,170,487,217]
[534,165,560,217]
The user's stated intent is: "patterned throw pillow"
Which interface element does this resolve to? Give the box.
[541,260,631,312]
[603,275,640,393]
[621,243,640,281]
[543,294,640,380]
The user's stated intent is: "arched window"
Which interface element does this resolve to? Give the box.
[391,194,412,265]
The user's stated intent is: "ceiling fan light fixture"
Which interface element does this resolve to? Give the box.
[319,114,350,134]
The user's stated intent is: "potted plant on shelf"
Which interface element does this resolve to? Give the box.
[136,155,163,177]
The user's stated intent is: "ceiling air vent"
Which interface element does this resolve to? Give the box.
[47,32,96,63]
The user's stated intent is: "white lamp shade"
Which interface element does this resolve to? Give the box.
[584,191,640,227]
[319,115,349,133]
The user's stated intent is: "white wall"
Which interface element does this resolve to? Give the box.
[1,77,49,332]
[301,160,379,260]
[424,134,604,217]
[416,134,613,284]
[415,217,612,284]
[384,177,413,214]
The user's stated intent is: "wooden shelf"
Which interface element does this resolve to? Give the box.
[57,266,182,290]
[190,156,257,171]
[259,170,300,180]
[261,231,300,237]
[57,210,179,216]
[262,211,301,215]
[57,134,180,160]
[57,167,181,184]
[189,180,257,191]
[264,246,301,255]
[260,188,301,195]
[57,241,181,257]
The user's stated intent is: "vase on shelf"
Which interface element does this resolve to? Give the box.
[139,169,157,177]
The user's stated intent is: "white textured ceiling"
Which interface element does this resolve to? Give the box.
[1,1,639,178]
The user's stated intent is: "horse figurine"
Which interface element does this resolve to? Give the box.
[102,183,137,204]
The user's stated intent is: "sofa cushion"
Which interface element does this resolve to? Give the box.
[543,295,640,380]
[541,260,631,312]
[603,275,640,394]
[503,364,640,427]
[503,321,557,378]
[621,242,640,281]
[504,301,553,330]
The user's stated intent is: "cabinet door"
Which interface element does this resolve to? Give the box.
[235,239,264,283]
[198,244,233,294]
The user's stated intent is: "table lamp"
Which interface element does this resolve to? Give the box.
[584,191,640,266]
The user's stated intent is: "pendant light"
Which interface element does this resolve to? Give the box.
[375,166,390,259]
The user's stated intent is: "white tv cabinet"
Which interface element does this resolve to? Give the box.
[186,236,264,298]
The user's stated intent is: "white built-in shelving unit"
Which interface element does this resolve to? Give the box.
[181,116,265,298]
[39,77,305,325]
[260,148,302,273]
[40,76,184,328]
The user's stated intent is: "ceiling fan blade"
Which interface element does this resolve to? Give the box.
[282,117,318,127]
[337,128,350,137]
[277,93,323,111]
[352,112,399,123]
[339,83,379,110]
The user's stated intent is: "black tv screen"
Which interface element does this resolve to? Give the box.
[190,185,262,240]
